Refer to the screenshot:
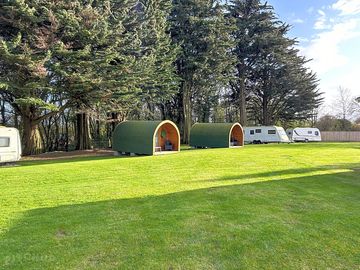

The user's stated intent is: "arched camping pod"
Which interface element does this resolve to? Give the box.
[112,120,180,155]
[190,123,244,148]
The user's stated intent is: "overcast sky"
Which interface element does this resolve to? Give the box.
[266,0,360,107]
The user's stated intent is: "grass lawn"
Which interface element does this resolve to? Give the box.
[0,143,359,269]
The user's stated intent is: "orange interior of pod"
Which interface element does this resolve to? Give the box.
[155,123,179,152]
[230,125,244,146]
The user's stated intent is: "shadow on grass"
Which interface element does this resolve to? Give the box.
[193,163,360,183]
[1,168,359,269]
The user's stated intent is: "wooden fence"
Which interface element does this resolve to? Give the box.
[321,131,360,142]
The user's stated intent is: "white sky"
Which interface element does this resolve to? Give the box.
[268,0,360,112]
[299,0,360,108]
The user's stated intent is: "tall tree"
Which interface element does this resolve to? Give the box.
[169,0,235,143]
[100,0,179,134]
[129,0,179,121]
[47,1,123,150]
[249,44,321,125]
[1,0,177,153]
[0,1,72,155]
[228,0,274,125]
[228,0,321,126]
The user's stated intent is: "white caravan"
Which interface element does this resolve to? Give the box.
[244,126,290,144]
[286,128,321,142]
[0,126,22,163]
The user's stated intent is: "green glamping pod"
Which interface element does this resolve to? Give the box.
[190,123,244,148]
[112,120,180,155]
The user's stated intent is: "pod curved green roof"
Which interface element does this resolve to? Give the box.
[112,120,180,155]
[190,123,244,148]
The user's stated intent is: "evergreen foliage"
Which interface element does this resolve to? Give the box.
[229,0,322,126]
[169,0,235,143]
[0,0,323,154]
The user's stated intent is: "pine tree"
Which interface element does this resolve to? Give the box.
[47,2,107,150]
[0,1,72,155]
[169,0,235,143]
[130,0,179,120]
[96,0,179,134]
[228,0,275,125]
[247,24,322,125]
[1,0,177,153]
[228,0,322,126]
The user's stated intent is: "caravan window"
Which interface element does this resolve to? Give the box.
[315,131,319,136]
[0,137,10,147]
[255,129,262,133]
[308,131,312,134]
[268,130,276,135]
[250,130,254,135]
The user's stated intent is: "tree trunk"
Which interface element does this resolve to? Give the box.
[111,112,118,131]
[65,115,69,152]
[41,115,51,152]
[96,119,100,138]
[159,104,166,120]
[75,112,92,150]
[182,83,192,144]
[0,100,6,125]
[262,97,270,125]
[146,100,155,120]
[54,116,60,151]
[239,75,247,126]
[22,117,43,156]
[14,112,19,129]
